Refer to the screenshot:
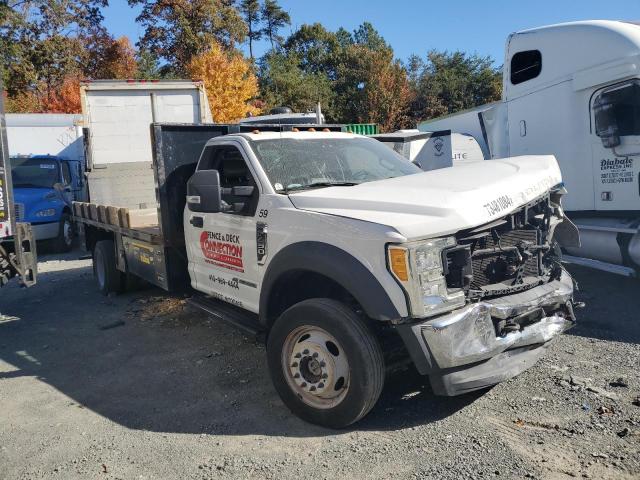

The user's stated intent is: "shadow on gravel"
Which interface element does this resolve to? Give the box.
[565,265,640,344]
[0,252,478,438]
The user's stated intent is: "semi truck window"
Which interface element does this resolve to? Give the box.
[594,81,640,137]
[510,50,542,85]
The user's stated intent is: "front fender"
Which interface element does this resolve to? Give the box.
[259,241,403,325]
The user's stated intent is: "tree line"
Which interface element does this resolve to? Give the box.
[0,0,502,131]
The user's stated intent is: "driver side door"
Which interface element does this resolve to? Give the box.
[591,81,640,211]
[185,142,262,313]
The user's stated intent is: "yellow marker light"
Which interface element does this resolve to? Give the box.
[389,247,409,282]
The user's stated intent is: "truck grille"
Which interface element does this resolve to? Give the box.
[13,203,24,222]
[467,229,540,290]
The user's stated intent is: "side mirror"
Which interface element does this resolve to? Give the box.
[229,186,254,197]
[187,170,224,213]
[594,95,621,149]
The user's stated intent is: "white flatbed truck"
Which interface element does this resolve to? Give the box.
[74,116,582,427]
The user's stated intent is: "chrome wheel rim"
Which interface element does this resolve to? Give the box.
[281,325,350,409]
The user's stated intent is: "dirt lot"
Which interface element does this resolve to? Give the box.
[0,250,639,480]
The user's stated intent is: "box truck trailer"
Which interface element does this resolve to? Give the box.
[419,20,640,277]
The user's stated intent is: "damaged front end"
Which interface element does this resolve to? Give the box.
[395,187,582,395]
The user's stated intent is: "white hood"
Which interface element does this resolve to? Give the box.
[288,155,562,240]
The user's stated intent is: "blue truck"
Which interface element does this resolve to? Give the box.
[10,155,85,252]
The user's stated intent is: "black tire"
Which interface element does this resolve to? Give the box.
[93,240,122,295]
[52,213,73,253]
[267,298,385,428]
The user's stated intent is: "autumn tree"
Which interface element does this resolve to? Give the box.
[336,44,411,131]
[83,30,139,79]
[5,76,81,114]
[261,0,290,50]
[0,0,108,96]
[258,21,411,129]
[40,76,82,113]
[240,0,262,60]
[187,42,259,122]
[129,0,248,75]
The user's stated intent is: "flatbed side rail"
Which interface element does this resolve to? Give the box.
[72,202,163,245]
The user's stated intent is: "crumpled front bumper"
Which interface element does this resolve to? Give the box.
[396,271,576,395]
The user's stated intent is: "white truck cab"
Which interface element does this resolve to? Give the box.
[76,121,580,428]
[419,20,640,276]
[178,129,579,426]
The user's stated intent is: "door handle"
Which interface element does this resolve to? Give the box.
[190,216,203,228]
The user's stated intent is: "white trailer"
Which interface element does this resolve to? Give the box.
[419,20,640,277]
[81,80,213,210]
[6,114,84,160]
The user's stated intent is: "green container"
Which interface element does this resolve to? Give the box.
[344,123,379,135]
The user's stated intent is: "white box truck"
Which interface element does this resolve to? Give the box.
[6,113,84,160]
[80,79,213,210]
[419,20,640,276]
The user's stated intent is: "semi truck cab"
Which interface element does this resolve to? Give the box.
[11,155,84,252]
[419,20,640,276]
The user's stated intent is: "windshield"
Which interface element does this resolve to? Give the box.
[251,137,421,192]
[11,157,60,188]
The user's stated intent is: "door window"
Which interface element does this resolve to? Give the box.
[61,162,72,185]
[594,81,640,137]
[197,145,258,216]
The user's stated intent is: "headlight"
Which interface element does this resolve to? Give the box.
[35,208,56,218]
[388,237,465,318]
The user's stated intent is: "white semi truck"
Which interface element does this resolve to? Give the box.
[74,104,580,426]
[419,20,640,277]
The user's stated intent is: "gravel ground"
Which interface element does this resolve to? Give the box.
[0,250,639,480]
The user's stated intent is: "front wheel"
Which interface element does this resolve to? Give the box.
[52,213,73,253]
[267,299,385,428]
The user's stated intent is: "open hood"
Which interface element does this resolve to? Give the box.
[288,155,562,240]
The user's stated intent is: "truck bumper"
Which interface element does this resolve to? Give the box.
[396,271,575,396]
[31,221,59,241]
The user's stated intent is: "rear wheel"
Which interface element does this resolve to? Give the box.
[93,240,122,295]
[267,298,385,428]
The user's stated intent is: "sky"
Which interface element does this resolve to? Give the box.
[102,0,640,66]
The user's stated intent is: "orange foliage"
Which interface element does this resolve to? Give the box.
[41,77,82,113]
[4,76,81,113]
[99,37,138,79]
[187,42,259,122]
